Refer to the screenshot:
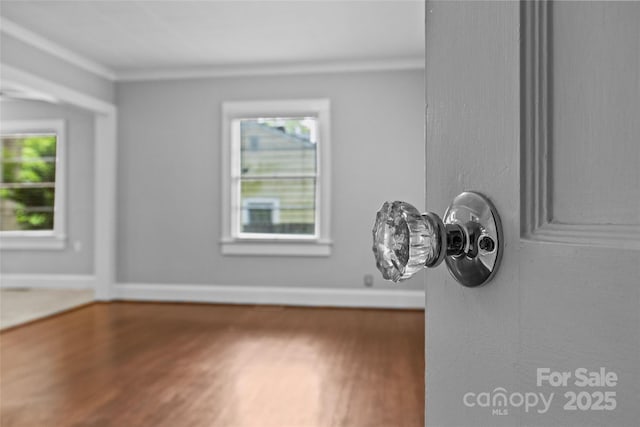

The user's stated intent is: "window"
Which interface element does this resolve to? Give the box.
[242,198,280,231]
[221,99,331,256]
[0,120,66,249]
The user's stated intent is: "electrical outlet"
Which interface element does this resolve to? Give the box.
[364,274,374,287]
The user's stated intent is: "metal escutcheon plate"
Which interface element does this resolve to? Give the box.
[443,191,503,287]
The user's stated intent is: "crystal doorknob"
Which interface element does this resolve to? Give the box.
[372,191,503,287]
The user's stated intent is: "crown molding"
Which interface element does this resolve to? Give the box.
[0,17,116,81]
[1,64,115,114]
[116,57,425,82]
[1,16,423,82]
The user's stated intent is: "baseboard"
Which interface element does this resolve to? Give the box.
[114,283,424,309]
[0,274,96,290]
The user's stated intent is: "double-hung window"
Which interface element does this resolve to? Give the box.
[221,99,331,256]
[0,120,66,249]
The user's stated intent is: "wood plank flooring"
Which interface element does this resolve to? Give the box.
[0,302,424,427]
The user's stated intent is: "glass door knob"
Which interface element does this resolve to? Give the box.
[372,191,503,287]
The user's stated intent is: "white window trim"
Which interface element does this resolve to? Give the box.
[0,119,66,250]
[221,99,332,256]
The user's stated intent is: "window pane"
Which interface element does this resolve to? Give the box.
[1,135,57,231]
[240,178,316,235]
[0,187,55,231]
[240,118,317,177]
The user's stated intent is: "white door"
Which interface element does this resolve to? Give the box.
[425,1,639,426]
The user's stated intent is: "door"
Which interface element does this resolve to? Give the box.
[425,1,639,426]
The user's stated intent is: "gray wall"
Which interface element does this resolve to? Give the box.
[0,100,95,275]
[0,33,115,104]
[116,69,425,289]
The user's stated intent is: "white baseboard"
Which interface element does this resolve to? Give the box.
[0,274,96,290]
[114,283,424,309]
[0,277,424,308]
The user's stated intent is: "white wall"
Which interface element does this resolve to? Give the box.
[0,100,95,275]
[116,69,425,290]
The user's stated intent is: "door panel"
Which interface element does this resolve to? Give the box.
[551,2,640,226]
[425,1,640,426]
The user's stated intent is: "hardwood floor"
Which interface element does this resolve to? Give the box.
[0,302,424,427]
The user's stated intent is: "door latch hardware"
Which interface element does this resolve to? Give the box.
[372,191,502,287]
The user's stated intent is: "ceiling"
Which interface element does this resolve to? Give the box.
[0,0,425,78]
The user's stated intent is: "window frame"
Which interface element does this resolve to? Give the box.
[221,99,331,256]
[0,120,67,250]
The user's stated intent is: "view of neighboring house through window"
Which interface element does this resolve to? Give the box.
[222,99,330,256]
[239,117,317,236]
[0,120,65,249]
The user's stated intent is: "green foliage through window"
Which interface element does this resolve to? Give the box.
[1,135,57,231]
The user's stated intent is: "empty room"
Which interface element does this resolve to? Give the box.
[1,1,638,427]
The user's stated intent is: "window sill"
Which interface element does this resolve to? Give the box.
[0,234,66,250]
[221,239,332,257]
